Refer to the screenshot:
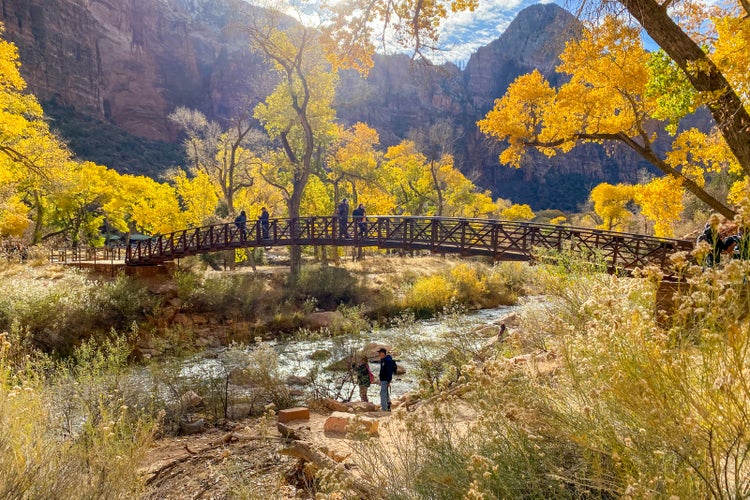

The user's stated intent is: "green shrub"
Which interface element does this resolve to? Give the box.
[0,269,159,354]
[295,265,360,310]
[0,329,155,499]
[192,274,265,318]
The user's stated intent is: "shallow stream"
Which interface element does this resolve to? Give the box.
[178,303,522,403]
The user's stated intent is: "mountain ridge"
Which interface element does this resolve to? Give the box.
[2,1,653,210]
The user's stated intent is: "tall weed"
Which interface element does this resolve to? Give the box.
[351,255,750,498]
[0,330,155,499]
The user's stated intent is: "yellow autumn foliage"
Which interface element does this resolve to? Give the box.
[589,183,635,231]
[633,176,684,237]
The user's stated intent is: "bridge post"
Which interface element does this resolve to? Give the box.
[431,219,438,252]
[491,222,499,260]
[460,219,467,254]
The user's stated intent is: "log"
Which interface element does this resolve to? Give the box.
[282,441,379,499]
[277,422,310,441]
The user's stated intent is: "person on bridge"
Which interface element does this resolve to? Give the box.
[337,198,350,238]
[259,207,270,239]
[352,203,366,237]
[697,217,727,267]
[234,210,247,239]
[724,227,750,260]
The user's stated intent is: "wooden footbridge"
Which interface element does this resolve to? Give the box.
[125,216,693,275]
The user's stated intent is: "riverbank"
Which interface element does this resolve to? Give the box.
[138,303,527,499]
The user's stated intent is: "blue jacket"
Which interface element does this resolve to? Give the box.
[379,354,396,382]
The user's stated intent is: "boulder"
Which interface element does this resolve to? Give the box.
[322,398,350,413]
[226,403,253,420]
[302,311,343,330]
[349,401,378,413]
[323,411,379,435]
[179,390,203,410]
[286,375,311,386]
[493,312,521,328]
[361,342,395,360]
[179,418,205,435]
[472,324,500,337]
[173,313,193,327]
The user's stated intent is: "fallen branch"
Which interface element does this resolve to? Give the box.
[144,433,282,485]
[282,441,379,499]
[406,383,469,411]
[277,422,311,440]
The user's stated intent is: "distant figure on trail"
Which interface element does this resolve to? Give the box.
[696,216,726,267]
[259,207,270,239]
[352,203,366,237]
[337,198,350,237]
[351,356,373,402]
[378,348,397,411]
[234,210,247,239]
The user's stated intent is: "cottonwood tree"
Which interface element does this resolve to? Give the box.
[477,17,737,219]
[320,0,479,71]
[248,9,338,276]
[382,140,497,217]
[589,182,637,231]
[168,107,258,216]
[603,0,750,177]
[325,122,383,207]
[321,0,750,226]
[0,30,71,243]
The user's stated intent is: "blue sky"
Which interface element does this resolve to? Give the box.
[431,0,558,63]
[251,0,657,65]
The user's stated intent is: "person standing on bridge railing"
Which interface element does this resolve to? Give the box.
[352,203,366,237]
[260,207,270,239]
[234,210,247,239]
[337,198,350,238]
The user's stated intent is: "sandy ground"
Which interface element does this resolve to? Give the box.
[139,407,396,499]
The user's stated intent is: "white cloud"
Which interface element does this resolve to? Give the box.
[243,0,564,64]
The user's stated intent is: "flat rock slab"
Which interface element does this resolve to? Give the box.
[323,411,379,435]
[278,407,311,423]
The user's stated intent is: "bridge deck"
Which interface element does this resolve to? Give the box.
[125,216,693,276]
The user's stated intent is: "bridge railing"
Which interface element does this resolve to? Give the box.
[50,246,126,263]
[125,216,694,273]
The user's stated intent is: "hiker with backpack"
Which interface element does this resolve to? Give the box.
[351,356,374,402]
[697,216,727,267]
[724,227,750,260]
[378,348,397,411]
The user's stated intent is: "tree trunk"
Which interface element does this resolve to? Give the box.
[32,191,44,244]
[620,0,750,176]
[288,180,306,280]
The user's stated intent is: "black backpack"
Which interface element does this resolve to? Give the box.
[697,226,714,245]
[391,358,398,376]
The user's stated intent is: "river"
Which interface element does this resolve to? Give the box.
[177,303,522,404]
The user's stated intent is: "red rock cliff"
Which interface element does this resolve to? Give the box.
[2,0,266,141]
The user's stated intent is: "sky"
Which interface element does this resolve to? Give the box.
[250,0,566,65]
[250,0,660,65]
[431,0,556,63]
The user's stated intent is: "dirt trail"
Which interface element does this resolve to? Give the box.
[140,408,397,499]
